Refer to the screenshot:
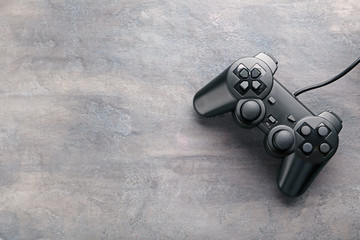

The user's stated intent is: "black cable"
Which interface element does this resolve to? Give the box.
[293,57,360,97]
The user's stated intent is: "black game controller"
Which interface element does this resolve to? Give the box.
[193,53,343,197]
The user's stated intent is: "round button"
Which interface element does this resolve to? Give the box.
[300,125,311,136]
[241,100,261,121]
[302,142,313,154]
[318,126,329,137]
[273,130,294,151]
[319,143,330,154]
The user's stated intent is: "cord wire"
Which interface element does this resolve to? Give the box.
[293,57,360,97]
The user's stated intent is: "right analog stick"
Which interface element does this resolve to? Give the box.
[241,100,261,121]
[273,130,294,151]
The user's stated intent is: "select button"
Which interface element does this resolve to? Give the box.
[268,115,277,124]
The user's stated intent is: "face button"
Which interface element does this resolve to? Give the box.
[273,130,294,151]
[300,125,311,136]
[252,80,261,90]
[318,126,329,137]
[251,68,261,78]
[287,114,296,122]
[319,143,331,154]
[268,115,277,124]
[268,97,276,105]
[302,142,313,154]
[239,81,249,90]
[239,68,249,79]
[241,100,261,121]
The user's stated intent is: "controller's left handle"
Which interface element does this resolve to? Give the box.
[193,67,238,117]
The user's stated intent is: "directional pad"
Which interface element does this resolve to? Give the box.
[233,64,266,96]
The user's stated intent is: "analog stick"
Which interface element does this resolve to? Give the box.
[273,130,294,151]
[240,100,261,121]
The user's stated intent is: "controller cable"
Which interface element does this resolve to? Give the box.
[293,57,360,97]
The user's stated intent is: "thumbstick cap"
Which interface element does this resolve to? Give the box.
[240,100,261,121]
[273,130,294,151]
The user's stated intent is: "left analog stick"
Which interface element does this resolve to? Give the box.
[241,100,261,121]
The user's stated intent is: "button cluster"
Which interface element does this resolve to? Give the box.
[233,66,266,95]
[297,123,332,156]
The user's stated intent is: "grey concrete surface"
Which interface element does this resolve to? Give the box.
[0,0,359,239]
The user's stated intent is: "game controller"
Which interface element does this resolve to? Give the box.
[193,53,343,197]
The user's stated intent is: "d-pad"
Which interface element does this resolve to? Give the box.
[233,65,267,95]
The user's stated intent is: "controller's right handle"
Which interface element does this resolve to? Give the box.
[277,153,328,197]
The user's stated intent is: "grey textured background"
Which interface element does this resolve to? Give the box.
[0,0,359,239]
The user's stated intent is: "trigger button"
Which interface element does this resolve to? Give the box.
[265,52,278,64]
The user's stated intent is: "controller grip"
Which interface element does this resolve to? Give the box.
[277,153,327,197]
[193,67,237,117]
